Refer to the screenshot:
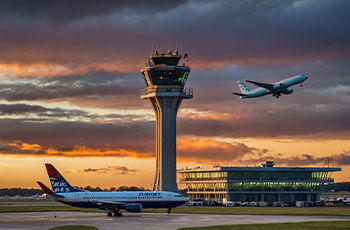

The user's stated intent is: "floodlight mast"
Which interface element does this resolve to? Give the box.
[140,49,192,192]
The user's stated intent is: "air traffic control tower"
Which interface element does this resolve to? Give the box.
[140,49,193,192]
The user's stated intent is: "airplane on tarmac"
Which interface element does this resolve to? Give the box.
[340,196,350,204]
[37,163,188,217]
[233,74,308,99]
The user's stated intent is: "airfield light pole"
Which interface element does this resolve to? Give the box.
[140,49,192,192]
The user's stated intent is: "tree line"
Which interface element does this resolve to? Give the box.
[0,186,149,196]
[2,182,346,197]
[322,182,350,192]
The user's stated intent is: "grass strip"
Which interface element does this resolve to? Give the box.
[48,226,98,230]
[178,220,350,230]
[144,206,350,216]
[1,205,350,216]
[0,199,54,203]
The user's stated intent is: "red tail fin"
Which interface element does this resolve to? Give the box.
[37,181,55,194]
[37,181,65,198]
[45,163,61,181]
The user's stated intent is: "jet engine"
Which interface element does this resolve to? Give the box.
[126,204,142,213]
[282,89,293,95]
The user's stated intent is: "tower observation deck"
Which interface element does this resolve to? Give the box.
[140,49,193,192]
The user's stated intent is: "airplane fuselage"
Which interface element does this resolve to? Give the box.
[39,163,188,216]
[48,191,187,210]
[237,74,308,99]
[272,75,308,92]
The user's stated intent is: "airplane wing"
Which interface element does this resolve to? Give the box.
[244,79,274,90]
[232,92,247,96]
[37,181,65,199]
[92,200,129,209]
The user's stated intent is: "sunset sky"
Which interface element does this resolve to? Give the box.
[1,0,350,190]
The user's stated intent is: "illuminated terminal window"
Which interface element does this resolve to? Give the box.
[178,162,341,204]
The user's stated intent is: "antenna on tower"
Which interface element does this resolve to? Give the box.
[152,43,153,55]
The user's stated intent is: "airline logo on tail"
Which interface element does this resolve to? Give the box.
[45,163,82,193]
[237,81,251,94]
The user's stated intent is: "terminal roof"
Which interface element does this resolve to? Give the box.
[178,166,341,172]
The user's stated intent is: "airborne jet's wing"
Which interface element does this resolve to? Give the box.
[232,92,247,96]
[244,79,274,90]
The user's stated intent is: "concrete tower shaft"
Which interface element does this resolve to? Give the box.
[140,50,192,192]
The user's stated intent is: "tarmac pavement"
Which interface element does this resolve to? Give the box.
[0,212,349,230]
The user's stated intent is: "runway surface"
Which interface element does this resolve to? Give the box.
[0,212,349,230]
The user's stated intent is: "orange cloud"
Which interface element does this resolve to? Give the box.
[46,145,152,158]
[8,141,42,151]
[0,141,154,159]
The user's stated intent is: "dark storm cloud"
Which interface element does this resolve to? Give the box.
[0,103,90,118]
[0,73,150,109]
[0,0,349,163]
[56,147,73,152]
[0,74,142,101]
[0,118,155,154]
[177,139,269,163]
[178,101,350,139]
[0,0,187,25]
[0,0,349,69]
[0,103,150,122]
[187,0,350,63]
[0,104,48,115]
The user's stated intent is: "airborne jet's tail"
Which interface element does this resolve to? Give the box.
[45,163,83,193]
[233,81,252,97]
[237,81,252,93]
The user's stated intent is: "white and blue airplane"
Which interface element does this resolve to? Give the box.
[233,74,308,99]
[37,163,188,217]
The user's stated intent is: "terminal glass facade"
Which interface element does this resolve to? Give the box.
[181,171,328,181]
[179,165,341,204]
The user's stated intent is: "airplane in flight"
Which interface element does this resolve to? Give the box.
[233,74,308,99]
[37,163,188,217]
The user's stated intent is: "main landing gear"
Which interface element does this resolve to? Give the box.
[272,93,281,98]
[107,209,122,217]
[168,208,172,214]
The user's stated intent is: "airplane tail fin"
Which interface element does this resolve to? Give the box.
[37,181,65,198]
[237,81,252,94]
[45,163,83,193]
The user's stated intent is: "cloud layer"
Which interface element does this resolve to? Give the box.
[0,0,350,174]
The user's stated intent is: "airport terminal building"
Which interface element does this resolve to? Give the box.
[178,161,341,204]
